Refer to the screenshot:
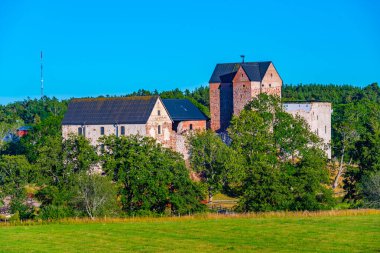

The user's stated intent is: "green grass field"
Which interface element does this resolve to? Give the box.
[0,211,379,252]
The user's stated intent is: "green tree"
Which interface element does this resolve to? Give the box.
[62,134,99,174]
[73,173,119,219]
[188,130,243,203]
[344,100,380,202]
[229,94,334,212]
[0,155,35,198]
[35,135,99,219]
[361,171,380,208]
[332,103,361,189]
[0,155,36,219]
[101,135,205,215]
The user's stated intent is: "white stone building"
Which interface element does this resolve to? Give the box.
[283,102,332,159]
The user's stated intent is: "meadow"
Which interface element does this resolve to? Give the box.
[0,210,379,252]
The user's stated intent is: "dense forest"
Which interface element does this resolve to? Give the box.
[0,83,379,220]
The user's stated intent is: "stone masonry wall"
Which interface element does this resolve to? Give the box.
[260,63,282,98]
[210,82,221,131]
[62,124,146,146]
[284,102,332,159]
[146,98,175,149]
[233,66,252,116]
[176,120,207,134]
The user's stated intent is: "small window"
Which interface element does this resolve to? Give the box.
[325,126,327,134]
[317,115,319,120]
[100,144,105,152]
[271,73,273,78]
[269,84,272,87]
[115,126,119,137]
[78,127,82,135]
[262,84,264,87]
[317,128,319,135]
[158,110,161,116]
[158,125,161,135]
[100,127,105,135]
[121,126,125,135]
[190,124,193,130]
[241,73,243,77]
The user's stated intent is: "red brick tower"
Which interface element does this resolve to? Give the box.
[209,61,282,132]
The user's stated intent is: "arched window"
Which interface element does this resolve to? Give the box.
[158,110,161,116]
[158,125,161,135]
[100,127,105,135]
[190,124,193,130]
[78,127,82,135]
[121,126,125,135]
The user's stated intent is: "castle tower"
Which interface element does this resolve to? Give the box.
[209,61,282,132]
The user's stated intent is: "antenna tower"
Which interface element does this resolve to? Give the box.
[40,51,44,98]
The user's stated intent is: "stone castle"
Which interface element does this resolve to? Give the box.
[62,60,332,158]
[209,60,331,158]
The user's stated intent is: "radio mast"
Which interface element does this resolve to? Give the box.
[40,51,44,98]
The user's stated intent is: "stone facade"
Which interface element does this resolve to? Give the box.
[232,67,252,116]
[209,82,222,132]
[62,124,146,146]
[175,120,207,134]
[260,63,282,97]
[283,102,332,159]
[145,98,174,148]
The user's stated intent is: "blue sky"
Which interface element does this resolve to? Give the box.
[0,0,379,104]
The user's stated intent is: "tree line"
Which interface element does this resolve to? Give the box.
[0,83,379,220]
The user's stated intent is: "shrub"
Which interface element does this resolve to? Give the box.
[362,171,380,208]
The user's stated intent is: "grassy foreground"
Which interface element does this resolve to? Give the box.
[0,210,379,252]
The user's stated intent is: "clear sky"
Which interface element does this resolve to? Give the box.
[0,0,379,104]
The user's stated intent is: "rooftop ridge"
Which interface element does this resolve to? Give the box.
[71,96,158,103]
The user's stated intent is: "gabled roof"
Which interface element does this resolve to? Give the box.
[162,99,209,121]
[209,61,272,83]
[62,96,158,125]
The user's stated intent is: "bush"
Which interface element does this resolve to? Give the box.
[362,171,380,208]
[39,205,74,220]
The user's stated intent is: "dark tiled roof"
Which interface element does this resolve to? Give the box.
[209,61,272,83]
[162,99,208,121]
[62,96,158,125]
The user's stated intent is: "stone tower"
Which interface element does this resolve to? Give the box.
[209,61,282,132]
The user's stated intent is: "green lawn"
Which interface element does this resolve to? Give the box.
[0,214,379,252]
